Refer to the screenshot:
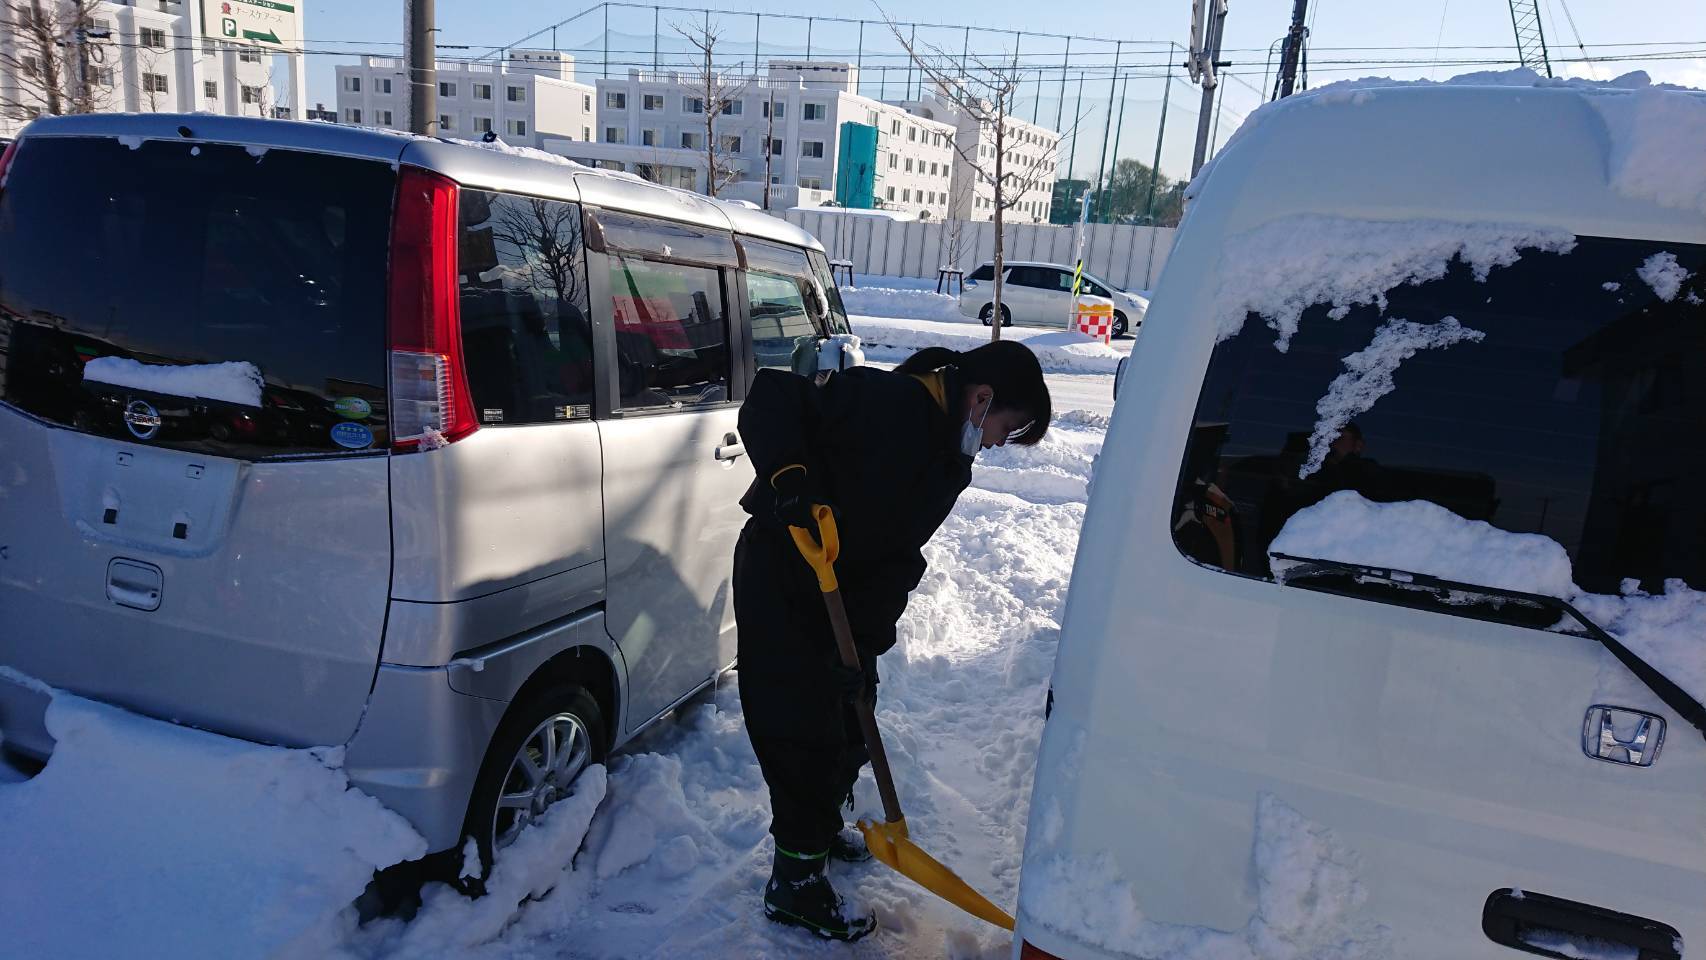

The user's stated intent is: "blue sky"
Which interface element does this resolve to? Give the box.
[301,1,1706,180]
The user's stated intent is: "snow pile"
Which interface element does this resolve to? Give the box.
[1590,86,1706,218]
[83,356,265,406]
[0,682,427,960]
[841,280,968,324]
[1018,793,1382,960]
[1213,214,1574,350]
[1269,490,1577,598]
[1301,317,1484,477]
[853,316,1125,375]
[1271,492,1706,704]
[1637,251,1693,301]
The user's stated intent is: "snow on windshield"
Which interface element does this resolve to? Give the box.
[1017,791,1384,959]
[1637,251,1694,301]
[82,357,264,407]
[1271,491,1706,704]
[1590,85,1706,218]
[1300,317,1484,478]
[1212,214,1574,351]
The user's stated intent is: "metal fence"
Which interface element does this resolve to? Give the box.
[784,211,1176,291]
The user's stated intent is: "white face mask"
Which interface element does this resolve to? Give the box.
[961,392,992,458]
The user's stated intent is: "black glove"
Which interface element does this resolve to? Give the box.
[832,651,878,707]
[771,464,833,534]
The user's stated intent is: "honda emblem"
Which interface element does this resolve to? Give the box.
[1582,705,1664,767]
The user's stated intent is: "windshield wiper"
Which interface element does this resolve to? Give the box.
[1271,553,1706,740]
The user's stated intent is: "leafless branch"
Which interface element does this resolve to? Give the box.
[670,17,751,198]
[0,1,114,122]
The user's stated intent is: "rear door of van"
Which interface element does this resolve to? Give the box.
[0,134,398,748]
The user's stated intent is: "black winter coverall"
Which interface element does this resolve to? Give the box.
[733,365,971,856]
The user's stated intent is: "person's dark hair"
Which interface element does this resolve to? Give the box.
[894,341,1051,445]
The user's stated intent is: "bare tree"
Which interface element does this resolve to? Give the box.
[890,22,1065,341]
[0,1,113,123]
[489,196,585,307]
[671,17,749,198]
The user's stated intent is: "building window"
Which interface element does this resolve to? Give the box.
[803,102,825,121]
[583,126,592,140]
[238,49,261,64]
[343,76,361,93]
[720,135,741,154]
[241,85,262,104]
[583,94,592,111]
[799,176,823,190]
[929,162,938,175]
[680,131,701,149]
[723,99,742,115]
[438,114,453,131]
[763,100,784,119]
[769,138,783,156]
[345,108,362,124]
[886,186,895,201]
[684,96,703,114]
[142,73,169,94]
[139,27,166,49]
[891,119,900,135]
[888,154,897,169]
[907,126,917,142]
[641,128,657,146]
[643,94,663,111]
[439,81,457,98]
[507,119,527,136]
[934,133,942,147]
[507,85,525,102]
[902,188,911,202]
[606,91,626,109]
[203,80,218,99]
[904,157,913,172]
[474,116,492,133]
[378,110,393,126]
[378,78,392,94]
[473,83,491,100]
[605,126,626,143]
[201,37,216,56]
[800,140,824,159]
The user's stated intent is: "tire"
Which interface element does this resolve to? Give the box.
[1112,311,1129,339]
[978,303,1013,327]
[460,683,607,891]
[1001,306,1012,327]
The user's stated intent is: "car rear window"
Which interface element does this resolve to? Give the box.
[1175,235,1706,597]
[0,136,395,458]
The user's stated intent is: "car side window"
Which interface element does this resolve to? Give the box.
[609,255,730,411]
[1052,269,1078,292]
[1006,266,1043,288]
[967,264,996,282]
[1086,280,1113,298]
[746,271,817,371]
[457,189,594,425]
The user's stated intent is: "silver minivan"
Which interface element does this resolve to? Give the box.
[0,113,853,876]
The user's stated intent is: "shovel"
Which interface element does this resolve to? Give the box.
[788,505,1016,931]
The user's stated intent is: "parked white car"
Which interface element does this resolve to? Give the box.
[1014,81,1706,959]
[957,260,1146,337]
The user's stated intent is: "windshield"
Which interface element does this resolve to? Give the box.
[1175,234,1706,597]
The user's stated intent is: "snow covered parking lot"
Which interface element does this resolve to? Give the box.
[1,297,1114,960]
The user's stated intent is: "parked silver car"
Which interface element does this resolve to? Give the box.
[957,260,1146,337]
[0,113,852,876]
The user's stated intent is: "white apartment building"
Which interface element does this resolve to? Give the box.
[334,50,596,149]
[905,89,1062,224]
[0,0,307,139]
[574,61,957,218]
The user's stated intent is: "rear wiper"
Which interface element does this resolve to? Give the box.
[1271,553,1706,740]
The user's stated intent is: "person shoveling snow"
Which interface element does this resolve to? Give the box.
[731,342,1052,940]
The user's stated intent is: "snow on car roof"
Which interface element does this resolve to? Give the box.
[1186,69,1706,246]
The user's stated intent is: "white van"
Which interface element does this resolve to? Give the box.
[1015,81,1706,959]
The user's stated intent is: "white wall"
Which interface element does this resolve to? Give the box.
[787,211,1177,291]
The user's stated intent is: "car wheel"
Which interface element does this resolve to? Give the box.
[999,305,1012,327]
[460,683,606,892]
[1112,311,1129,339]
[979,303,995,326]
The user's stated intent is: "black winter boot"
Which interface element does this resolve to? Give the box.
[829,828,873,864]
[763,847,877,941]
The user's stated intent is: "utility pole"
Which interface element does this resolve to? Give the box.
[1188,0,1227,177]
[1273,0,1309,100]
[406,0,437,134]
[762,87,776,210]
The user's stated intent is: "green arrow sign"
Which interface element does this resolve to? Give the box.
[242,28,281,44]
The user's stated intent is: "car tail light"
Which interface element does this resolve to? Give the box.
[1019,941,1068,960]
[388,166,476,450]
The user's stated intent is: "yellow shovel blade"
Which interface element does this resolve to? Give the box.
[858,816,1015,931]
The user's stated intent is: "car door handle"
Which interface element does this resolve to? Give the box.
[1482,888,1681,960]
[714,434,745,462]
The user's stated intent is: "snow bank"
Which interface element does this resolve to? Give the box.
[1213,214,1574,350]
[840,280,968,324]
[83,356,265,406]
[1591,85,1706,218]
[0,684,426,960]
[1269,491,1578,598]
[1637,251,1693,301]
[1301,317,1484,477]
[1018,792,1380,960]
[1271,492,1706,704]
[853,316,1125,375]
